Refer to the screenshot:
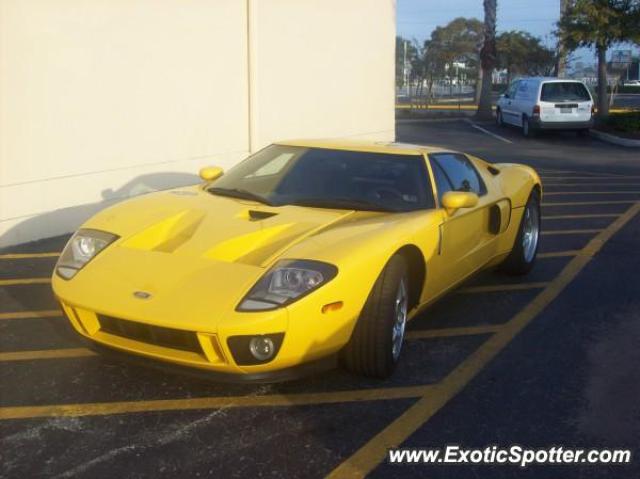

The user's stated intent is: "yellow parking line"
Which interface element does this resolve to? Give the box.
[540,176,640,181]
[0,348,95,362]
[541,229,603,236]
[0,278,50,286]
[538,250,580,258]
[543,200,634,206]
[543,214,619,220]
[544,183,640,187]
[406,325,501,340]
[545,191,640,196]
[0,385,433,420]
[0,310,61,320]
[0,252,60,260]
[458,282,548,294]
[327,201,640,479]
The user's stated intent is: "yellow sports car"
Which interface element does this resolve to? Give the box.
[52,140,542,381]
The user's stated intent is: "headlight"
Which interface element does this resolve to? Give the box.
[237,259,338,311]
[56,229,119,279]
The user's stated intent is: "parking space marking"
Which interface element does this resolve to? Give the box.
[406,325,501,340]
[0,278,51,286]
[0,310,61,320]
[328,201,640,479]
[544,183,640,187]
[466,122,513,144]
[0,385,433,420]
[458,282,548,294]
[541,229,603,236]
[0,252,60,260]
[537,250,580,258]
[540,176,640,180]
[543,200,635,206]
[0,348,96,362]
[543,214,619,220]
[545,191,640,196]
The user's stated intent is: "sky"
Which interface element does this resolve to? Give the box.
[396,0,639,66]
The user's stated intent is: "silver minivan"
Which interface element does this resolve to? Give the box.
[496,77,594,137]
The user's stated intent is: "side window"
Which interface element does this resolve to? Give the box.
[429,153,487,203]
[506,81,519,98]
[515,80,528,100]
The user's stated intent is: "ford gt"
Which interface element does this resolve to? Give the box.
[52,140,542,380]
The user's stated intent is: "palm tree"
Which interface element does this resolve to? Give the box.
[476,0,497,120]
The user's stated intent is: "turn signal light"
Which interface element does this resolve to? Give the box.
[322,301,343,314]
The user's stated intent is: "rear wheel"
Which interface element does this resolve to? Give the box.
[522,116,535,138]
[501,190,541,275]
[342,255,408,378]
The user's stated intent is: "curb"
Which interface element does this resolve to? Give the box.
[589,129,640,148]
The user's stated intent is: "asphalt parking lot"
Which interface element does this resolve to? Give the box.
[2,120,639,478]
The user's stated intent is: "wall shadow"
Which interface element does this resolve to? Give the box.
[0,172,201,250]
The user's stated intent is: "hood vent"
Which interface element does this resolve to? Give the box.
[247,210,278,221]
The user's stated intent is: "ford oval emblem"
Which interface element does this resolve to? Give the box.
[133,291,152,300]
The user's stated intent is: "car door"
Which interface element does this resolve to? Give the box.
[512,79,533,123]
[428,152,496,292]
[501,80,520,125]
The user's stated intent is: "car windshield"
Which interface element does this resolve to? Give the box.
[541,82,591,102]
[208,145,434,212]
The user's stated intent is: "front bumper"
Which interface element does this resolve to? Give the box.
[56,280,358,380]
[86,339,337,383]
[531,118,593,130]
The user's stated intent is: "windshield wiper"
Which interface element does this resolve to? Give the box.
[208,187,274,206]
[287,197,399,212]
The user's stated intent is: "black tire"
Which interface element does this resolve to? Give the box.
[522,116,536,138]
[342,254,409,378]
[577,128,589,137]
[496,109,504,126]
[501,189,541,275]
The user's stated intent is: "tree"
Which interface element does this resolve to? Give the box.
[558,0,640,118]
[477,0,497,120]
[497,31,556,84]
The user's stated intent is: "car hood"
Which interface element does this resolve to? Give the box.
[83,186,363,267]
[56,186,382,328]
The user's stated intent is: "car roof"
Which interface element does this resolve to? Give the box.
[518,77,586,84]
[274,139,452,156]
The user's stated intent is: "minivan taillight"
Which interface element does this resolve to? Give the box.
[591,105,595,116]
[533,105,540,117]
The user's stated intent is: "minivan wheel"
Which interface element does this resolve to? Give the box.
[522,116,535,138]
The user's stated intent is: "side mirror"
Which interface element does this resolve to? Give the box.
[199,166,224,182]
[502,93,509,99]
[441,191,479,215]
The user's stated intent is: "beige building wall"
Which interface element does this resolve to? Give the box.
[0,0,396,247]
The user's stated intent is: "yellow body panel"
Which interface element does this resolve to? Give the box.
[52,140,541,378]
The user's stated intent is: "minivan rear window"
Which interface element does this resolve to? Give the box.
[541,82,591,102]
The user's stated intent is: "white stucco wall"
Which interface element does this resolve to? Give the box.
[0,0,396,247]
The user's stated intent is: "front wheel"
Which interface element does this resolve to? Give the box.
[501,190,541,275]
[342,255,409,378]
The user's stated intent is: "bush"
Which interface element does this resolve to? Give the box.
[597,111,640,133]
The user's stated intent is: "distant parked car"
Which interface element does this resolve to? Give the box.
[622,80,640,87]
[496,77,594,137]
